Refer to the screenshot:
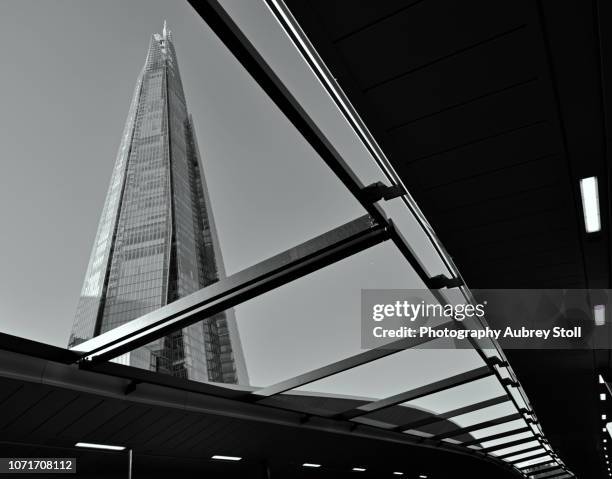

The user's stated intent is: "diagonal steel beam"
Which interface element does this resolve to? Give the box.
[71,215,388,362]
[496,444,543,460]
[528,468,567,479]
[249,320,456,399]
[185,0,461,292]
[514,455,556,469]
[520,461,559,472]
[432,413,523,440]
[479,434,540,453]
[334,365,494,420]
[520,462,561,475]
[393,395,509,432]
[508,450,550,464]
[461,427,533,447]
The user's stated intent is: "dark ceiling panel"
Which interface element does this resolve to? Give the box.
[2,388,79,439]
[411,123,561,188]
[334,0,527,89]
[363,27,537,129]
[57,398,130,440]
[388,81,548,161]
[86,404,152,443]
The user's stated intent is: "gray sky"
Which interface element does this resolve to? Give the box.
[0,0,481,394]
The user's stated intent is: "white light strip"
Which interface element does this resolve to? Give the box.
[595,306,606,326]
[75,442,125,451]
[580,176,601,233]
[352,467,366,472]
[303,463,321,468]
[211,455,242,461]
[393,473,404,476]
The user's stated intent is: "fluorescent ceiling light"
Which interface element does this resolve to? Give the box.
[595,306,606,326]
[211,455,241,461]
[602,393,607,401]
[419,476,428,479]
[580,176,601,233]
[352,467,366,472]
[303,463,321,468]
[393,473,404,476]
[75,442,125,451]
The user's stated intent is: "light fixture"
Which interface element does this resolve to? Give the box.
[419,476,428,479]
[211,455,242,461]
[602,393,607,401]
[303,463,321,468]
[393,473,404,476]
[352,467,366,472]
[595,306,606,326]
[602,375,607,384]
[580,176,601,233]
[75,442,125,451]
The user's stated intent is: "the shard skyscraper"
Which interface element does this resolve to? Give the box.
[69,22,248,385]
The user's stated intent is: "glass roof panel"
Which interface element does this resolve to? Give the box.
[447,402,517,427]
[485,436,539,453]
[293,346,485,400]
[503,448,547,462]
[514,455,553,469]
[462,418,528,439]
[402,375,505,414]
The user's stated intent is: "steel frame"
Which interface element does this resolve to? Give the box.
[22,0,569,476]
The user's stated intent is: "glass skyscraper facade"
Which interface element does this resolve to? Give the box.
[69,23,248,385]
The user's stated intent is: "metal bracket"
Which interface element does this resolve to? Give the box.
[124,379,141,395]
[427,275,464,289]
[360,181,406,203]
[487,357,509,368]
[502,378,519,388]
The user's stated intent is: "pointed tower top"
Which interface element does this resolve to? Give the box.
[162,20,167,39]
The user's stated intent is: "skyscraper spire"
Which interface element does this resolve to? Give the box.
[69,23,248,385]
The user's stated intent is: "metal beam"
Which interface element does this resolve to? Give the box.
[521,462,560,473]
[508,451,550,464]
[0,332,80,364]
[461,427,533,447]
[184,0,461,292]
[249,320,456,399]
[432,413,523,440]
[71,215,388,362]
[514,455,556,469]
[496,444,544,460]
[393,395,509,432]
[335,366,494,420]
[530,470,567,479]
[480,434,540,453]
